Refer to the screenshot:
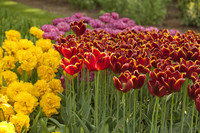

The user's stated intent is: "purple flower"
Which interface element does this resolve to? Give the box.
[52,18,65,26]
[60,75,66,90]
[99,15,111,23]
[81,16,92,23]
[102,12,111,16]
[121,17,130,23]
[169,29,180,36]
[113,20,127,30]
[112,12,119,20]
[145,27,159,32]
[43,32,59,41]
[41,24,55,32]
[57,22,70,32]
[89,19,104,28]
[65,17,79,23]
[72,13,83,19]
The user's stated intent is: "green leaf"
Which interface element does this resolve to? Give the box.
[41,118,48,133]
[48,117,65,133]
[2,76,7,87]
[30,109,41,129]
[73,112,90,133]
[21,125,27,133]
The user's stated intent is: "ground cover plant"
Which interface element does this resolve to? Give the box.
[1,3,200,133]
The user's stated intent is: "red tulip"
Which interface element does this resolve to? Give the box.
[195,94,200,112]
[70,20,86,36]
[61,47,78,59]
[148,80,170,97]
[84,48,110,71]
[60,55,83,75]
[113,71,133,93]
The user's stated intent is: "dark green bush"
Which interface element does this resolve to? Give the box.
[178,0,200,27]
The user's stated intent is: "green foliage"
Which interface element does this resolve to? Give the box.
[68,0,97,10]
[178,0,200,27]
[126,0,168,25]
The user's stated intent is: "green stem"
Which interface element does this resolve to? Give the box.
[170,93,174,133]
[133,89,138,132]
[190,101,195,133]
[195,108,198,132]
[150,97,159,133]
[161,96,167,133]
[104,70,107,113]
[123,93,126,133]
[95,71,100,133]
[181,78,189,133]
[117,91,119,133]
[87,69,90,99]
[72,78,75,122]
[139,88,143,133]
[155,98,159,133]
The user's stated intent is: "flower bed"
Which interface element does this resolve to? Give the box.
[0,12,200,133]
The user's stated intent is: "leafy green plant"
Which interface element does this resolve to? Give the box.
[178,0,200,27]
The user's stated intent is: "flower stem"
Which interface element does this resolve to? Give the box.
[155,97,159,133]
[195,108,198,132]
[190,101,195,133]
[133,89,138,132]
[170,92,174,133]
[123,93,126,133]
[181,78,189,133]
[139,88,143,133]
[95,71,100,133]
[161,96,167,133]
[117,91,119,133]
[150,97,159,133]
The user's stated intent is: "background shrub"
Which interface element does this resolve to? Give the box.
[178,0,200,27]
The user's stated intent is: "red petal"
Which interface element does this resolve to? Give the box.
[173,78,185,92]
[64,65,78,75]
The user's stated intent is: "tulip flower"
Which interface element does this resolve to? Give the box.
[70,20,86,36]
[61,47,78,59]
[60,55,83,75]
[84,48,110,71]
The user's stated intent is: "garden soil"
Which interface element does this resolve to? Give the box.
[13,0,200,33]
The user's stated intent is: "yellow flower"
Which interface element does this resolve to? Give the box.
[16,49,37,71]
[38,49,61,72]
[0,86,7,95]
[17,66,32,77]
[36,38,53,52]
[33,80,51,97]
[49,79,63,94]
[37,65,56,82]
[0,94,9,104]
[40,92,61,117]
[0,121,15,133]
[5,30,21,41]
[10,113,30,133]
[0,56,16,70]
[2,40,18,56]
[29,46,43,61]
[0,70,18,86]
[0,103,15,121]
[0,47,3,59]
[30,26,44,39]
[6,81,29,102]
[18,39,34,50]
[14,92,38,115]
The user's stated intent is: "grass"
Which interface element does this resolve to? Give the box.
[0,0,64,25]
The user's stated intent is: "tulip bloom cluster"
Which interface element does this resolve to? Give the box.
[55,20,200,114]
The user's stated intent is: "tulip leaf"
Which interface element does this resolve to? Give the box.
[30,109,41,129]
[73,112,90,133]
[40,118,48,133]
[48,117,65,133]
[21,125,27,133]
[2,76,7,87]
